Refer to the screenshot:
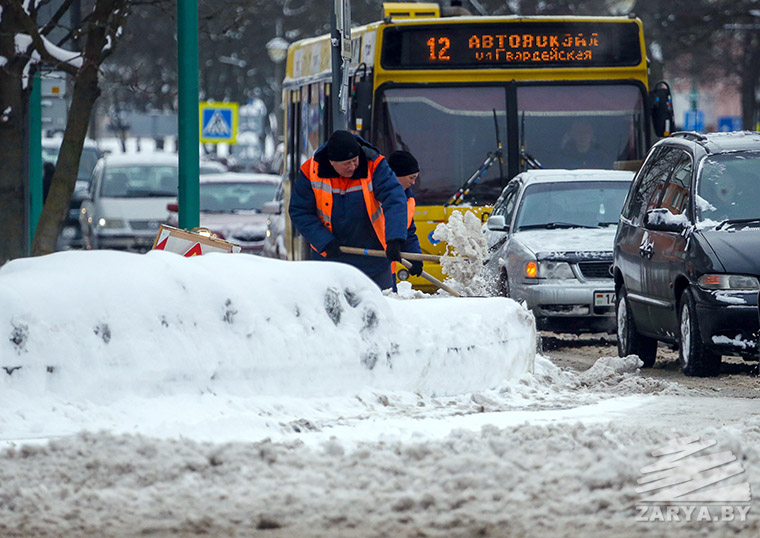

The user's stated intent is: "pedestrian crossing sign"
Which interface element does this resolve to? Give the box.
[199,102,238,144]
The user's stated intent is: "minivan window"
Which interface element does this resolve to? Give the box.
[659,151,693,218]
[625,146,679,224]
[697,150,760,223]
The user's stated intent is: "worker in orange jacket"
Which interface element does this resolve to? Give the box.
[387,150,424,279]
[289,130,408,290]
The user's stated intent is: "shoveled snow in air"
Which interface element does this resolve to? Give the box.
[1,251,758,537]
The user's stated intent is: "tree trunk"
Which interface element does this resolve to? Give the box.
[0,4,32,264]
[32,65,101,255]
[31,0,120,256]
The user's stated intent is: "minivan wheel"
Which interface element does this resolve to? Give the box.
[616,286,657,367]
[679,288,721,377]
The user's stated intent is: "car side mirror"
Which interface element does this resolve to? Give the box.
[486,215,509,231]
[261,200,281,215]
[644,208,688,232]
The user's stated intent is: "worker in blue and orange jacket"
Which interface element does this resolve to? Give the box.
[387,150,424,279]
[289,130,408,290]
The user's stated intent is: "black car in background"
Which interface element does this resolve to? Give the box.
[42,137,102,250]
[614,131,760,376]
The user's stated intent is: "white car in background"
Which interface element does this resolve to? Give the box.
[483,169,634,333]
[80,152,178,252]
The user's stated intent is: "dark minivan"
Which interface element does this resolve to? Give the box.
[614,131,760,376]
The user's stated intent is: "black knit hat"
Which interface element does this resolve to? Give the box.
[326,130,361,162]
[388,150,419,177]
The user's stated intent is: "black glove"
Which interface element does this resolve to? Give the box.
[323,240,342,258]
[408,259,423,277]
[385,239,404,262]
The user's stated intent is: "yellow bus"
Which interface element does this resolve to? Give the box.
[280,3,673,291]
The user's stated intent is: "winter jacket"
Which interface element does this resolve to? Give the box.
[289,134,408,277]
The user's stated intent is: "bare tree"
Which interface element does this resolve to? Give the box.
[0,0,131,262]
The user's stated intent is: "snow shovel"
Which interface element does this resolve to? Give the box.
[339,246,461,297]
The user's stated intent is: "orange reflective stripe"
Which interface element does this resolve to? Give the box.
[362,155,387,249]
[306,158,333,233]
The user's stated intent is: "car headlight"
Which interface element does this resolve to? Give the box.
[697,274,760,290]
[525,260,574,279]
[96,217,126,229]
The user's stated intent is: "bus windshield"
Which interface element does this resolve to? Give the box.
[374,83,646,206]
[518,84,646,170]
[375,86,507,206]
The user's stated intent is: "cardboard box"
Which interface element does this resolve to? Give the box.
[152,224,241,256]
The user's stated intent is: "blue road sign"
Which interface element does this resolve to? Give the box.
[683,110,704,132]
[717,116,742,132]
[199,102,238,143]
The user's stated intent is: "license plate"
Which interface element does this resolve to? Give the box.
[594,291,615,307]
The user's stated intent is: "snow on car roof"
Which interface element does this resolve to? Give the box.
[517,169,635,184]
[200,172,281,184]
[102,151,179,166]
[42,137,99,149]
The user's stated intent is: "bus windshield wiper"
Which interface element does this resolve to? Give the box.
[520,111,543,171]
[521,150,543,170]
[446,109,504,206]
[714,217,760,230]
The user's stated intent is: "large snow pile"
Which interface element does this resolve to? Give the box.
[0,250,535,401]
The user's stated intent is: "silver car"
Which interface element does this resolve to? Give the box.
[484,169,634,333]
[80,152,178,252]
[261,178,286,260]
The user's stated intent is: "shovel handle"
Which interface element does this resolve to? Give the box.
[339,246,441,263]
[399,259,461,297]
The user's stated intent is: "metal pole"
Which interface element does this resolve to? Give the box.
[177,0,200,230]
[28,73,43,249]
[330,7,346,131]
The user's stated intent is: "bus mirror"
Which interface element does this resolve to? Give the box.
[650,80,674,137]
[352,79,372,133]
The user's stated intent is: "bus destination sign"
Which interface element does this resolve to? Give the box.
[382,21,642,69]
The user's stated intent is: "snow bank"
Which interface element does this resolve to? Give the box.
[2,416,757,538]
[0,251,535,400]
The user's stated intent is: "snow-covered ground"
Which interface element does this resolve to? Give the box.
[1,251,758,537]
